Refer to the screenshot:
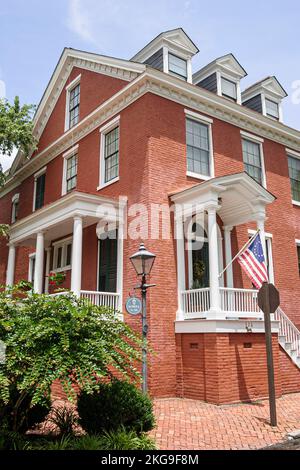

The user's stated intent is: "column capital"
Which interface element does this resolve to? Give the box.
[206,203,221,214]
[223,225,233,233]
[73,214,83,222]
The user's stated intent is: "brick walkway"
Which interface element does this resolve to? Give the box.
[151,393,300,450]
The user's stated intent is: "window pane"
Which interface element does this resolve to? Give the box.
[168,53,187,80]
[104,127,119,183]
[186,119,210,176]
[265,99,279,119]
[221,77,237,100]
[56,247,62,269]
[66,154,78,192]
[288,156,300,201]
[297,246,300,275]
[69,84,80,128]
[66,243,72,266]
[35,173,46,210]
[242,139,262,184]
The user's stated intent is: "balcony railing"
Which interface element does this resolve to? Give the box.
[181,287,263,319]
[80,290,120,311]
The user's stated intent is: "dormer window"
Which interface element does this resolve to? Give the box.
[221,77,237,101]
[265,98,279,120]
[168,53,187,81]
[65,75,81,131]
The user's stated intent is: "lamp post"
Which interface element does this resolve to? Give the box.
[130,243,156,394]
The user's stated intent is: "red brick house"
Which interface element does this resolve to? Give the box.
[1,28,300,404]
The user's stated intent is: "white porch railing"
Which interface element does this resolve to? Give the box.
[274,307,300,360]
[80,290,120,310]
[220,287,262,318]
[182,288,210,316]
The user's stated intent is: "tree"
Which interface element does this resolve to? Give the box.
[0,96,36,186]
[0,288,142,432]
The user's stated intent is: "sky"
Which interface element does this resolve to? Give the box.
[0,0,299,171]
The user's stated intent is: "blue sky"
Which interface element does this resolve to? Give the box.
[1,0,299,170]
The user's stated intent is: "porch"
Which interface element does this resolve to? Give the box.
[170,172,276,328]
[6,191,126,311]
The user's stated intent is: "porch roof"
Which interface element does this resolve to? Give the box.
[9,191,125,245]
[169,172,276,226]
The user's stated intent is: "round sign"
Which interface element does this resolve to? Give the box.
[125,296,142,315]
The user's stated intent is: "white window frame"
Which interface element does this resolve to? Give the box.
[28,253,36,283]
[261,92,283,122]
[11,193,19,224]
[240,130,266,188]
[184,109,214,181]
[248,229,274,284]
[33,166,47,212]
[286,148,300,206]
[62,144,79,196]
[295,240,300,276]
[64,74,81,132]
[98,115,120,190]
[217,71,242,104]
[52,236,73,273]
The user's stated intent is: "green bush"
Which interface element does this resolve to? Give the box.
[77,380,155,434]
[48,405,78,436]
[0,385,51,434]
[97,427,157,450]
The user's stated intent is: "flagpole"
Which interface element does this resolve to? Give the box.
[218,229,260,279]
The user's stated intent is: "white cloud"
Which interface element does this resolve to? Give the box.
[67,0,96,44]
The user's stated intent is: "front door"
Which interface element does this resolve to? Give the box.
[98,230,118,293]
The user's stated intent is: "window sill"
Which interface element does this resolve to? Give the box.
[186,171,212,181]
[97,177,119,190]
[51,266,71,274]
[292,200,300,207]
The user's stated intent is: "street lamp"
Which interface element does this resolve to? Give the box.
[130,243,156,394]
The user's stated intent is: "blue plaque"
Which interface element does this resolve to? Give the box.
[126,296,142,315]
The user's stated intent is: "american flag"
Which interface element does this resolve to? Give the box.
[237,232,268,289]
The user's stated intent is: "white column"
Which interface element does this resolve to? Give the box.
[116,219,124,311]
[224,226,234,288]
[34,232,45,294]
[6,243,16,286]
[207,205,221,317]
[71,216,83,297]
[175,208,186,320]
[44,247,51,294]
[187,58,193,83]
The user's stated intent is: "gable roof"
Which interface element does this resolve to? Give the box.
[242,76,288,101]
[193,53,247,84]
[131,28,199,62]
[10,48,146,175]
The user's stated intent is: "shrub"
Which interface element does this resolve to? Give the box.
[72,434,103,450]
[48,405,78,436]
[78,380,155,434]
[0,385,51,434]
[98,427,157,450]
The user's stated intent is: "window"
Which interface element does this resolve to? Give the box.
[11,194,19,223]
[69,83,80,128]
[53,238,72,272]
[265,98,279,120]
[66,153,78,193]
[242,139,263,185]
[221,77,237,101]
[33,169,46,211]
[104,126,119,184]
[297,244,300,275]
[168,53,187,80]
[288,155,300,202]
[28,254,36,284]
[186,118,210,177]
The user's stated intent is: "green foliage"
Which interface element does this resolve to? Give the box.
[48,405,78,436]
[0,224,9,238]
[0,430,31,450]
[0,289,142,432]
[78,379,155,435]
[96,427,157,450]
[72,433,104,450]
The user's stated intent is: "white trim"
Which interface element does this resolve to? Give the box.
[52,236,73,272]
[248,229,274,283]
[241,135,267,188]
[240,130,264,143]
[11,193,19,224]
[99,115,121,189]
[64,75,81,132]
[184,108,213,124]
[248,228,273,238]
[286,148,300,159]
[62,145,79,196]
[33,167,47,212]
[175,318,279,334]
[292,200,300,207]
[28,252,36,283]
[296,239,300,245]
[185,110,215,180]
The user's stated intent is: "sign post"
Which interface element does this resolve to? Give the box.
[257,282,280,427]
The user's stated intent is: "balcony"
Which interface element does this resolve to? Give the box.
[50,290,120,311]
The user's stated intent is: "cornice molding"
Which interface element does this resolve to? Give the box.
[2,69,300,199]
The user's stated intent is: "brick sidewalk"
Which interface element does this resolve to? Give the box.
[151,393,300,450]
